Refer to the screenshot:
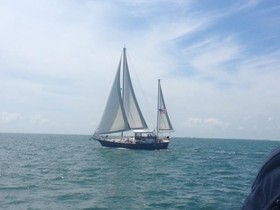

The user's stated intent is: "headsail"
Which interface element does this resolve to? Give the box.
[95,60,130,134]
[122,48,148,130]
[157,80,173,132]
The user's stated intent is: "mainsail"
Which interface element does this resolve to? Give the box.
[157,80,173,132]
[95,48,147,135]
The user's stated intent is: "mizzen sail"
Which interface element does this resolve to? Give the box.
[157,80,173,131]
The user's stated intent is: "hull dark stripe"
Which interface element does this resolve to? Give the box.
[96,139,169,150]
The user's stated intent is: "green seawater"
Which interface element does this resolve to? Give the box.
[0,133,279,209]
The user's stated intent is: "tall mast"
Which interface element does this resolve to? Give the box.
[156,79,160,137]
[121,47,126,137]
[122,47,126,100]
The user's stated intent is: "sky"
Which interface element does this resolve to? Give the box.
[0,0,280,140]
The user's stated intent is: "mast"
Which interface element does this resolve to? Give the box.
[121,48,126,137]
[156,79,160,137]
[122,47,126,99]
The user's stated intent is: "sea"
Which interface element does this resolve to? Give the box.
[0,133,279,210]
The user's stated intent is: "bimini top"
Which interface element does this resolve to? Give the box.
[242,146,280,210]
[133,130,154,134]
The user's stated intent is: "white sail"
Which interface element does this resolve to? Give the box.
[122,48,148,130]
[95,61,130,134]
[95,48,147,135]
[157,80,173,131]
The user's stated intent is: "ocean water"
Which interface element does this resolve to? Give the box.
[0,133,279,210]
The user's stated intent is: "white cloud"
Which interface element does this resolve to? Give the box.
[0,112,22,124]
[235,0,261,11]
[31,115,53,126]
[183,117,231,129]
[187,36,242,76]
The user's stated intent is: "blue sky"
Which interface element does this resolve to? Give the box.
[0,0,279,140]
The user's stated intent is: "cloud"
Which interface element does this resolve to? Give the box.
[183,117,231,129]
[235,0,261,11]
[0,112,22,124]
[185,36,242,76]
[31,115,53,126]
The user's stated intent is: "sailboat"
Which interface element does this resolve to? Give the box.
[92,48,173,150]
